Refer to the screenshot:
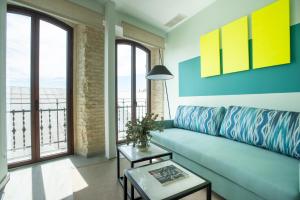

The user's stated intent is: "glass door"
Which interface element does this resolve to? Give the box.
[135,47,150,121]
[116,43,132,141]
[116,39,151,142]
[39,19,69,158]
[6,12,32,164]
[6,5,73,167]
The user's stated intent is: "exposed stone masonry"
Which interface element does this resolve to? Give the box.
[73,26,164,156]
[150,47,164,119]
[74,25,105,157]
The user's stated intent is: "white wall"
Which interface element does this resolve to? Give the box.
[0,0,8,190]
[164,0,300,118]
[104,1,117,159]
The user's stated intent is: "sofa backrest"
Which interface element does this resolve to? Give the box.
[174,105,226,136]
[220,106,300,159]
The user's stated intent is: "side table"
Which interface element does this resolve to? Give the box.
[117,143,172,199]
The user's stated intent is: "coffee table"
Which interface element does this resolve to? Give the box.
[123,160,211,200]
[117,143,172,199]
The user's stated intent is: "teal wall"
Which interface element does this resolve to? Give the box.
[179,24,300,96]
[165,0,300,117]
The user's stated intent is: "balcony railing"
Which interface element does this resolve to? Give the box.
[7,98,146,162]
[7,99,67,163]
[117,98,147,140]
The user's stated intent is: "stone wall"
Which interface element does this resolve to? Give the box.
[74,24,105,157]
[149,47,164,119]
[73,27,164,156]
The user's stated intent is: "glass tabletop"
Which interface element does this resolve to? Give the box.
[118,143,170,162]
[126,160,207,200]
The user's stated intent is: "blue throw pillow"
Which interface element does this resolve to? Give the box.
[174,105,226,135]
[220,106,300,159]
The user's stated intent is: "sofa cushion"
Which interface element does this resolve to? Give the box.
[173,105,226,135]
[219,106,300,159]
[151,129,300,200]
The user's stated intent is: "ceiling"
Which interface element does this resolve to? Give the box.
[68,0,105,14]
[70,0,216,32]
[112,0,216,32]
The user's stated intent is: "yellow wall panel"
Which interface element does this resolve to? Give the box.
[221,16,249,74]
[252,0,290,69]
[200,29,220,77]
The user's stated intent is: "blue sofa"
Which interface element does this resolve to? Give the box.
[151,105,300,200]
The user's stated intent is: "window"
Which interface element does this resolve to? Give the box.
[116,39,151,142]
[6,5,73,167]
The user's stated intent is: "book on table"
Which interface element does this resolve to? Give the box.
[148,164,188,186]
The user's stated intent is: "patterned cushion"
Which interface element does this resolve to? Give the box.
[173,105,226,135]
[220,106,300,159]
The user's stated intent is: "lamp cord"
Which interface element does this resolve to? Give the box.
[159,49,171,119]
[165,81,171,119]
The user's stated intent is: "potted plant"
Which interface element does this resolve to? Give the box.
[125,113,164,152]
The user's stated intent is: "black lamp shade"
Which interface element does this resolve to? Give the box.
[146,65,174,80]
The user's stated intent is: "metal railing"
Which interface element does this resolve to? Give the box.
[7,99,67,158]
[7,97,146,158]
[117,98,147,140]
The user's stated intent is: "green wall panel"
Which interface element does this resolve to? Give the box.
[179,24,300,97]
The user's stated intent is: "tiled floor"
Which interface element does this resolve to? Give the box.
[1,155,224,200]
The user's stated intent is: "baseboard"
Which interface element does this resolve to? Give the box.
[0,173,10,192]
[75,151,105,158]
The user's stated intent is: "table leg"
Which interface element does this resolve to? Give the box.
[131,162,134,199]
[123,175,127,200]
[207,183,211,200]
[117,149,120,180]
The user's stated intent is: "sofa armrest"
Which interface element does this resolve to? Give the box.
[162,120,174,129]
[153,120,174,130]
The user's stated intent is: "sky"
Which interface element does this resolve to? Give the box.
[6,12,148,100]
[6,13,67,89]
[117,43,148,99]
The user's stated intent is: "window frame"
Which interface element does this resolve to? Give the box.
[7,4,74,168]
[115,39,151,144]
